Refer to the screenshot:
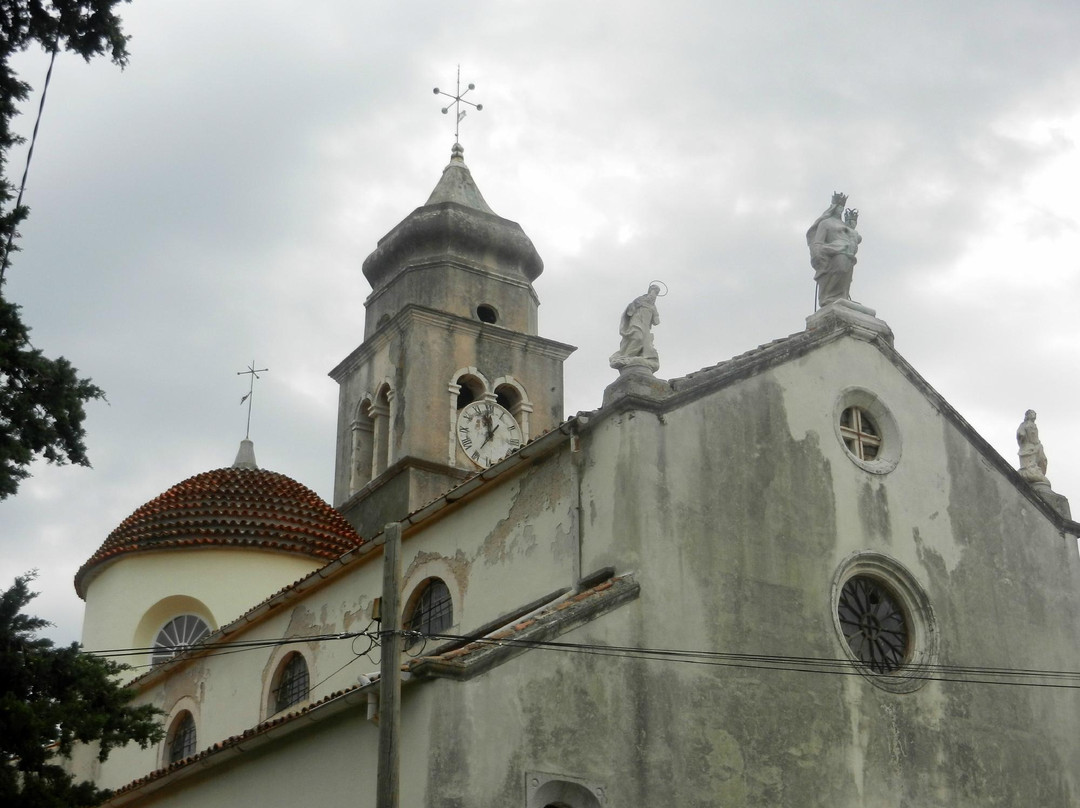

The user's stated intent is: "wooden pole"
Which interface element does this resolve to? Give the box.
[377,522,402,808]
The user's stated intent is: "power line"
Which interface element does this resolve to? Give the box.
[425,633,1080,690]
[1,46,58,284]
[82,629,1080,691]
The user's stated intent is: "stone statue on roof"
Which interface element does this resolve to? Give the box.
[609,284,661,374]
[1017,409,1050,484]
[807,192,862,308]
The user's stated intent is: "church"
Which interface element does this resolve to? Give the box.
[67,141,1080,807]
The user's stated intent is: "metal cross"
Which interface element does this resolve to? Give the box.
[433,66,483,144]
[237,361,269,440]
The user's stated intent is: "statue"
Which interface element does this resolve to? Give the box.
[609,284,661,373]
[1017,409,1050,484]
[807,192,862,307]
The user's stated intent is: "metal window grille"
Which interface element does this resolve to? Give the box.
[837,576,909,673]
[406,579,453,638]
[274,653,310,713]
[152,614,211,666]
[168,712,197,763]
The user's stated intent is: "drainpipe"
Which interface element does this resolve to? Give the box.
[570,416,589,590]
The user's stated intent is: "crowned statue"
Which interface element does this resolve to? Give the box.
[807,192,862,308]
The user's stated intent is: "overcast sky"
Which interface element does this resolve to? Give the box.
[3,1,1079,646]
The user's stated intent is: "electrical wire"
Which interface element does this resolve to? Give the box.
[1,46,58,284]
[81,628,1080,691]
[424,632,1080,690]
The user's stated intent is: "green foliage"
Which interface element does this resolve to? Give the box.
[0,294,105,498]
[0,574,164,808]
[0,1,131,498]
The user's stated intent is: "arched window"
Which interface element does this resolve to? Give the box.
[495,383,521,415]
[404,578,453,642]
[455,373,485,410]
[271,652,310,714]
[152,614,210,666]
[530,780,602,808]
[491,377,532,442]
[371,384,392,476]
[166,711,197,764]
[350,398,376,494]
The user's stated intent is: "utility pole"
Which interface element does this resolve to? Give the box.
[377,522,402,808]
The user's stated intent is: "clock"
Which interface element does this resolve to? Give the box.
[457,401,521,467]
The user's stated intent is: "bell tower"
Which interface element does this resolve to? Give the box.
[330,144,575,537]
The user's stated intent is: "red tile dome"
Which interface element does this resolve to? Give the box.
[75,466,363,597]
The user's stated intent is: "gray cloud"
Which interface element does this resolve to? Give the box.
[3,0,1078,644]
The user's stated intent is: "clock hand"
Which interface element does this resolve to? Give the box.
[479,423,500,450]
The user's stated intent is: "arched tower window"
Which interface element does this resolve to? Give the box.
[165,711,197,764]
[350,397,376,495]
[152,614,210,667]
[492,376,533,442]
[269,652,310,715]
[455,373,486,410]
[371,384,392,477]
[447,369,492,465]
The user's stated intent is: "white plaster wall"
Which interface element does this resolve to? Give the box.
[80,549,322,666]
[81,451,578,793]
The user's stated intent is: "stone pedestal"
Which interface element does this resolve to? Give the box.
[1030,481,1073,521]
[603,367,672,408]
[806,299,893,345]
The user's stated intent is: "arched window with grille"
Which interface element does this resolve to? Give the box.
[270,652,311,715]
[404,578,453,644]
[165,711,197,764]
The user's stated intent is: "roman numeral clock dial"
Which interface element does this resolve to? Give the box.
[457,401,520,468]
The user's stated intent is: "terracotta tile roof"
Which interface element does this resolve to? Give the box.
[75,467,363,595]
[101,574,639,804]
[405,573,640,679]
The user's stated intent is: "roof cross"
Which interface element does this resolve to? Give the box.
[237,360,269,440]
[433,66,483,144]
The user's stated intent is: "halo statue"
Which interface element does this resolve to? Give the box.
[609,284,662,373]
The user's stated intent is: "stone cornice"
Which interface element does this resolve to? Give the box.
[586,323,1078,537]
[329,304,576,381]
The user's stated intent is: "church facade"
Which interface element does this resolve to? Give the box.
[69,147,1080,807]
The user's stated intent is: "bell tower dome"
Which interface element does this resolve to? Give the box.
[330,145,575,537]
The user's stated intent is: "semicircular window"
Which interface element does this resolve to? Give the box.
[837,576,909,673]
[153,614,211,666]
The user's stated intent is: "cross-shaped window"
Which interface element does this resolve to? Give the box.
[840,406,881,461]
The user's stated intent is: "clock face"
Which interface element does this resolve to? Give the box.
[457,402,521,468]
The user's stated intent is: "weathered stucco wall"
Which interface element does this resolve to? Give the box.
[332,306,570,510]
[534,334,1080,807]
[80,446,581,795]
[80,333,1080,807]
[80,549,322,669]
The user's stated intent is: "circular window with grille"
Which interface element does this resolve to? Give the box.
[833,388,900,474]
[837,576,908,673]
[831,553,937,693]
